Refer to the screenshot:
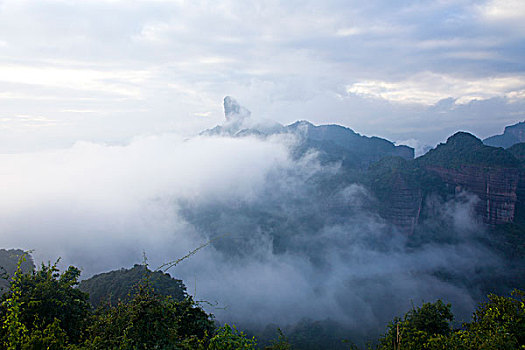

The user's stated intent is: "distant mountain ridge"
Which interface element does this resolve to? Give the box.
[201,97,525,234]
[203,96,414,169]
[484,121,525,148]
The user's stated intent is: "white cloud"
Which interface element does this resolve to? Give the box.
[506,89,525,102]
[0,64,150,98]
[347,72,525,105]
[335,27,362,37]
[480,0,525,21]
[0,114,60,130]
[478,0,525,33]
[0,133,294,273]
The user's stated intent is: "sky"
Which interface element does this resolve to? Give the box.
[0,0,524,152]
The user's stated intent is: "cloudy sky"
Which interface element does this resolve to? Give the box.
[1,0,524,152]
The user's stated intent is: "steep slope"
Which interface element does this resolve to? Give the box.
[484,121,525,148]
[201,97,525,233]
[287,121,414,168]
[366,157,423,234]
[417,132,520,226]
[507,142,525,163]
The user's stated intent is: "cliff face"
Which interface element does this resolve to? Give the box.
[425,165,519,225]
[415,132,522,226]
[514,170,525,224]
[367,157,424,234]
[380,174,423,234]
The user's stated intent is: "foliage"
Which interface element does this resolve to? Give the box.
[208,324,257,350]
[417,132,519,169]
[1,255,29,349]
[284,318,351,350]
[377,291,525,350]
[0,255,75,350]
[458,289,525,349]
[84,280,214,350]
[78,264,186,307]
[2,252,523,349]
[377,300,453,350]
[264,328,292,350]
[0,256,215,350]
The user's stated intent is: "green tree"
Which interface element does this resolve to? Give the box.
[78,264,186,307]
[84,280,214,350]
[208,324,257,350]
[440,289,525,350]
[264,328,291,350]
[376,291,525,350]
[377,300,453,350]
[0,256,78,349]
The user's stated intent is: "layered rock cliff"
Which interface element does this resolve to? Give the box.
[417,132,520,226]
[423,165,519,225]
[381,174,422,234]
[367,157,424,234]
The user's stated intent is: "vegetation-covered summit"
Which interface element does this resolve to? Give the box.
[79,264,186,307]
[417,132,519,168]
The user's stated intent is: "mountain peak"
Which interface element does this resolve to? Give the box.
[446,131,483,148]
[223,96,251,122]
[418,131,518,168]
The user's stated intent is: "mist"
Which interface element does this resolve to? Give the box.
[0,122,501,340]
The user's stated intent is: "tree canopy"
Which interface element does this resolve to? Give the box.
[0,254,522,349]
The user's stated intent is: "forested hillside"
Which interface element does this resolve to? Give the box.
[0,254,523,349]
[78,264,186,307]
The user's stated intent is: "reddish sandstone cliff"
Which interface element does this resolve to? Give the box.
[424,165,519,225]
[380,173,423,234]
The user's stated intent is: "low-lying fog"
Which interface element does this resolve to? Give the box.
[0,125,499,338]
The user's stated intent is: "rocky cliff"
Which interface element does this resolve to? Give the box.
[424,165,519,225]
[418,132,521,226]
[367,157,424,234]
[204,98,524,232]
[381,174,422,234]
